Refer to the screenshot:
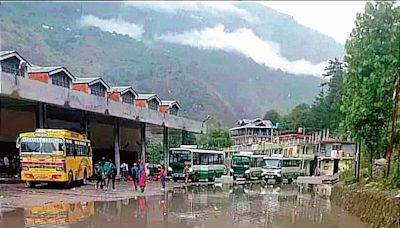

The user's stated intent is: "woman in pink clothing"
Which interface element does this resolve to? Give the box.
[138,163,147,193]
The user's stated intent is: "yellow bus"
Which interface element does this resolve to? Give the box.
[16,129,93,188]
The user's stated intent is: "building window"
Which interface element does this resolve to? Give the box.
[122,93,135,104]
[148,99,159,110]
[332,144,342,151]
[1,57,20,76]
[169,106,179,116]
[51,72,71,88]
[90,83,106,97]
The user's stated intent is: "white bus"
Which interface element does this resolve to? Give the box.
[168,148,224,182]
[262,157,302,182]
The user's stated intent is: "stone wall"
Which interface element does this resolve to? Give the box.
[331,183,400,228]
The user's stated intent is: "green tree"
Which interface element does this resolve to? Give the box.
[197,127,233,149]
[340,1,400,178]
[281,103,313,130]
[263,109,281,125]
[147,139,163,164]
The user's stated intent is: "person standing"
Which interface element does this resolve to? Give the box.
[95,161,105,190]
[120,162,128,181]
[103,159,111,191]
[138,163,147,193]
[183,164,190,185]
[106,160,117,191]
[159,165,166,191]
[3,156,9,176]
[131,163,138,191]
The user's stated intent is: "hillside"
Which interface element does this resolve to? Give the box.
[0,2,343,125]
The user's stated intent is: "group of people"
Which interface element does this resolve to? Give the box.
[95,158,167,192]
[94,157,117,191]
[0,156,20,177]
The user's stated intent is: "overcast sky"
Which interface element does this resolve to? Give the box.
[259,1,368,44]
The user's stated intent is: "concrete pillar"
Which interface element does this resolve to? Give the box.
[114,118,121,176]
[163,127,169,166]
[181,130,188,145]
[81,111,88,136]
[37,103,47,128]
[140,123,146,163]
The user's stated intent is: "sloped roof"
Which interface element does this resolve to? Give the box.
[160,100,182,110]
[230,118,276,131]
[28,66,76,80]
[73,77,109,89]
[137,93,161,103]
[108,86,138,97]
[0,50,32,66]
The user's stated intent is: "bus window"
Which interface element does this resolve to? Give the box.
[193,153,200,165]
[256,158,264,167]
[200,154,208,165]
[171,151,191,163]
[218,154,223,165]
[232,156,250,166]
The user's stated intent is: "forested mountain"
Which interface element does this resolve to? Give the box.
[0,2,343,125]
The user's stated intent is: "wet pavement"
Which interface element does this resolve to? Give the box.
[0,182,365,228]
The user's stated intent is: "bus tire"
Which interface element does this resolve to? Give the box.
[82,169,88,185]
[65,171,73,188]
[173,177,177,182]
[26,181,36,188]
[233,176,237,181]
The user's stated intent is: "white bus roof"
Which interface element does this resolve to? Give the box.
[169,148,224,154]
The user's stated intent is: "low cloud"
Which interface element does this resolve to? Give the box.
[124,1,257,23]
[79,15,144,40]
[156,25,327,76]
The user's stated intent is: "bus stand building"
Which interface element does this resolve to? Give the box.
[0,50,206,177]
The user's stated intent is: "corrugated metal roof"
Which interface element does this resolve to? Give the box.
[28,66,76,80]
[28,66,63,73]
[230,118,276,131]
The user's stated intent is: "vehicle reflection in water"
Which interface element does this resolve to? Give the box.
[3,183,364,228]
[24,202,94,227]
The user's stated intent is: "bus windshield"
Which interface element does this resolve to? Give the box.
[232,156,250,166]
[170,150,191,163]
[264,159,281,168]
[20,137,64,154]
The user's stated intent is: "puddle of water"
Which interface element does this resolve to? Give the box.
[1,183,364,228]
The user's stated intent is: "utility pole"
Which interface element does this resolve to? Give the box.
[386,71,400,177]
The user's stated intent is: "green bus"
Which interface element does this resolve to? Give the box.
[230,152,264,180]
[168,148,224,182]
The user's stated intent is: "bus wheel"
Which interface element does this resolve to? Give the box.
[65,171,73,188]
[173,177,177,182]
[82,169,88,185]
[233,176,237,181]
[288,178,293,183]
[191,173,198,182]
[208,174,215,182]
[26,181,36,188]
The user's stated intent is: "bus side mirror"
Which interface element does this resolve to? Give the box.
[16,138,20,149]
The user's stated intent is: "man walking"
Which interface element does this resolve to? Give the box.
[131,163,138,191]
[106,160,117,191]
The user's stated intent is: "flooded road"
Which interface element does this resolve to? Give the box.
[1,183,364,228]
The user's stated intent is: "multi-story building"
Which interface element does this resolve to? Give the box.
[229,118,277,146]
